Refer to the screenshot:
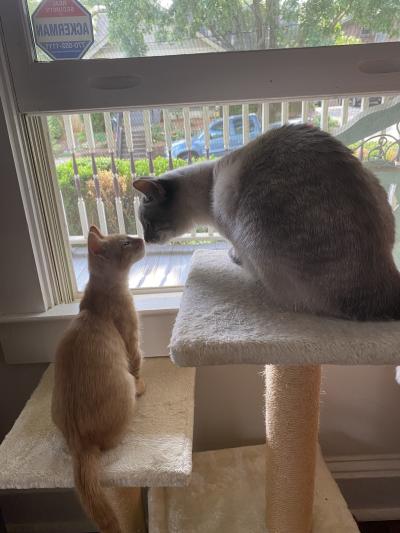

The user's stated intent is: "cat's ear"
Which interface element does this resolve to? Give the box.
[133,178,166,202]
[88,231,104,255]
[89,225,103,238]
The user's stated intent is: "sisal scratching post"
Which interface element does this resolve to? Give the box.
[265,365,321,533]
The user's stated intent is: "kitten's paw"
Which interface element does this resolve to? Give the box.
[228,247,242,266]
[135,377,146,397]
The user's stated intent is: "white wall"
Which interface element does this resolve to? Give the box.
[320,365,400,456]
[193,364,400,457]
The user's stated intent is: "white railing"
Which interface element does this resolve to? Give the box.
[50,95,399,245]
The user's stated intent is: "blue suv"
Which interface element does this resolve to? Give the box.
[170,113,261,160]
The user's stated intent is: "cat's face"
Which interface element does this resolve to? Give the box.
[133,178,186,243]
[88,226,145,277]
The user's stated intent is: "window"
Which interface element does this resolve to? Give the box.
[27,0,400,60]
[0,1,399,303]
[43,97,400,294]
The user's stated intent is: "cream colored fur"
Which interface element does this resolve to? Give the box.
[52,226,145,533]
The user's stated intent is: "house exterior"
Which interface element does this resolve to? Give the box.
[85,11,224,60]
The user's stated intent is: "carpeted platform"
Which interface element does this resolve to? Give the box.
[148,445,360,533]
[171,250,400,367]
[0,358,195,489]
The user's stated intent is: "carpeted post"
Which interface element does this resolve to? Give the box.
[264,365,321,533]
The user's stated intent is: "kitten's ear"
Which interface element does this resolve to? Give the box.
[133,178,166,201]
[88,231,104,255]
[89,225,103,238]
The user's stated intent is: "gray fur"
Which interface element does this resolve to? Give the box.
[133,124,400,320]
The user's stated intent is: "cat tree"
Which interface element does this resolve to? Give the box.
[150,249,400,533]
[0,359,195,532]
[1,249,399,532]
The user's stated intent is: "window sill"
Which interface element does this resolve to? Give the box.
[0,292,182,364]
[0,291,182,324]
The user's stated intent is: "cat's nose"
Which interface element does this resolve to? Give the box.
[143,230,158,243]
[130,237,145,250]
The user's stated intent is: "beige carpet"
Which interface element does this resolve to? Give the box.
[0,358,195,489]
[148,444,359,533]
[171,250,400,367]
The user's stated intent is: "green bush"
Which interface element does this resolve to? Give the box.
[76,131,86,144]
[91,113,105,133]
[94,132,107,145]
[229,103,261,116]
[349,139,400,162]
[57,156,188,236]
[151,124,164,143]
[312,115,340,131]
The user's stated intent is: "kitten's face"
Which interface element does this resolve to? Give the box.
[133,178,187,244]
[88,226,145,277]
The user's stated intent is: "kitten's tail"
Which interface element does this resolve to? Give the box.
[73,447,122,533]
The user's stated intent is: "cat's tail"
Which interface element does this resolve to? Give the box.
[73,447,122,533]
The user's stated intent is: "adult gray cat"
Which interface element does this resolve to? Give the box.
[133,124,400,320]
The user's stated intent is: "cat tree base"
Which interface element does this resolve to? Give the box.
[106,487,146,533]
[148,445,359,533]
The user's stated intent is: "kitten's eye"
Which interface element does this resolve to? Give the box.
[122,240,131,247]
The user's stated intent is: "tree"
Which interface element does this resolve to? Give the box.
[103,0,163,57]
[101,0,399,57]
[280,0,399,48]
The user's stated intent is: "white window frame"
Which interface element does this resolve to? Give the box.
[1,2,400,114]
[0,1,400,363]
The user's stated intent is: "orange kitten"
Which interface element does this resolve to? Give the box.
[52,225,145,533]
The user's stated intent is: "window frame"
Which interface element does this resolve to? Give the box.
[1,2,400,114]
[0,31,55,316]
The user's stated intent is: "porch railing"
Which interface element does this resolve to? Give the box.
[50,95,400,245]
